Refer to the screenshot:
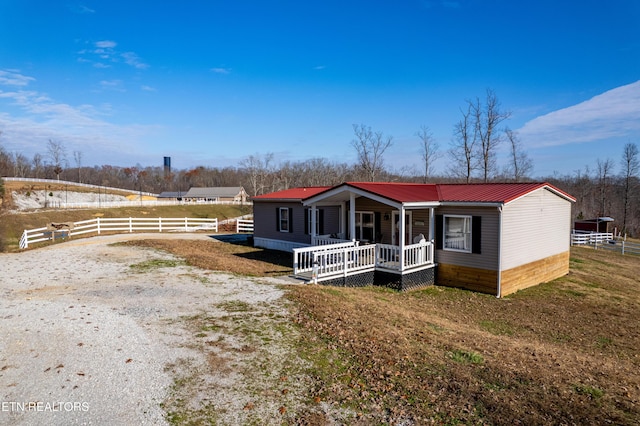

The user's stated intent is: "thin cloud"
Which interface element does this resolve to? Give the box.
[99,80,125,92]
[77,40,148,70]
[121,52,148,69]
[68,4,96,14]
[210,67,231,75]
[141,85,157,92]
[518,80,640,147]
[0,70,35,87]
[95,40,117,49]
[0,69,159,164]
[313,65,327,71]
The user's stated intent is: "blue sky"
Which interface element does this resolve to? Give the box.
[0,0,639,178]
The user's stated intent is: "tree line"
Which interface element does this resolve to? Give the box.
[0,90,638,236]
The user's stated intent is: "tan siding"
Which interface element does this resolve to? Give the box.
[501,188,572,270]
[501,251,570,296]
[437,263,498,295]
[435,206,500,271]
[353,199,433,244]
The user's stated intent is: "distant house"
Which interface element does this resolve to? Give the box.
[252,182,576,297]
[157,191,186,201]
[574,217,615,233]
[183,187,248,204]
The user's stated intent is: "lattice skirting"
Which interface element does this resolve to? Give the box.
[375,268,435,291]
[318,270,376,288]
[318,268,434,291]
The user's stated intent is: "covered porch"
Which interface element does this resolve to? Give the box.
[292,183,438,289]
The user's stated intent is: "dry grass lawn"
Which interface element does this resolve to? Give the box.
[124,238,640,425]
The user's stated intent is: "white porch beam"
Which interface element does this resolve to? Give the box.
[340,201,346,237]
[349,192,356,241]
[311,204,317,242]
[399,205,406,271]
[429,207,435,242]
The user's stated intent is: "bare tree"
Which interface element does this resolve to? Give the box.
[351,124,393,182]
[504,128,533,182]
[47,139,67,180]
[449,105,478,183]
[12,152,30,177]
[415,125,440,183]
[240,153,275,196]
[32,153,44,178]
[469,89,511,182]
[620,142,639,234]
[73,150,83,183]
[596,158,615,217]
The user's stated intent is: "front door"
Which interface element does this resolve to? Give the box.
[392,211,412,245]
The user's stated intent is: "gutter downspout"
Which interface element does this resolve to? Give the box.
[497,205,503,298]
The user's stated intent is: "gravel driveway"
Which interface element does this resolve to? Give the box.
[0,234,310,425]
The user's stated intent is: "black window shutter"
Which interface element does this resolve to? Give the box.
[472,216,482,254]
[275,207,280,231]
[435,215,443,250]
[289,208,294,233]
[304,209,309,234]
[319,209,324,235]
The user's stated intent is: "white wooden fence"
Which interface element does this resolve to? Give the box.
[571,231,640,256]
[20,217,218,249]
[236,219,254,233]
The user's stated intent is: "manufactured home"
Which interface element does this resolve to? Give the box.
[252,182,576,297]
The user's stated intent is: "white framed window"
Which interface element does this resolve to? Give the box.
[279,207,290,232]
[355,211,375,242]
[444,215,472,252]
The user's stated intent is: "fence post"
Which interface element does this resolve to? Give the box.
[159,217,162,233]
[129,217,133,233]
[622,241,625,255]
[184,217,188,230]
[97,217,101,235]
[21,230,28,249]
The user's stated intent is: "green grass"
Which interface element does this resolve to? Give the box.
[449,349,484,364]
[479,319,515,336]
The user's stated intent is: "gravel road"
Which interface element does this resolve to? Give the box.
[0,234,306,425]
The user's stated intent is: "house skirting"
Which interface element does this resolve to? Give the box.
[500,251,570,296]
[316,266,435,291]
[437,251,571,297]
[253,237,309,252]
[375,267,435,291]
[436,264,499,295]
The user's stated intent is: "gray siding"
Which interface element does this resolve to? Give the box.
[435,206,500,271]
[253,201,341,246]
[501,188,572,270]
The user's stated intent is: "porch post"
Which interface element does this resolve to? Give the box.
[311,204,317,244]
[349,192,356,242]
[429,207,435,243]
[399,205,406,271]
[340,201,346,238]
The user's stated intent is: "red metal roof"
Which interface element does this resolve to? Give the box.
[254,182,575,204]
[345,182,440,203]
[436,182,575,203]
[251,186,331,201]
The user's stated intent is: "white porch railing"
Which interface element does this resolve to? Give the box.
[376,240,434,271]
[312,234,348,246]
[293,241,361,277]
[293,240,434,282]
[20,217,218,249]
